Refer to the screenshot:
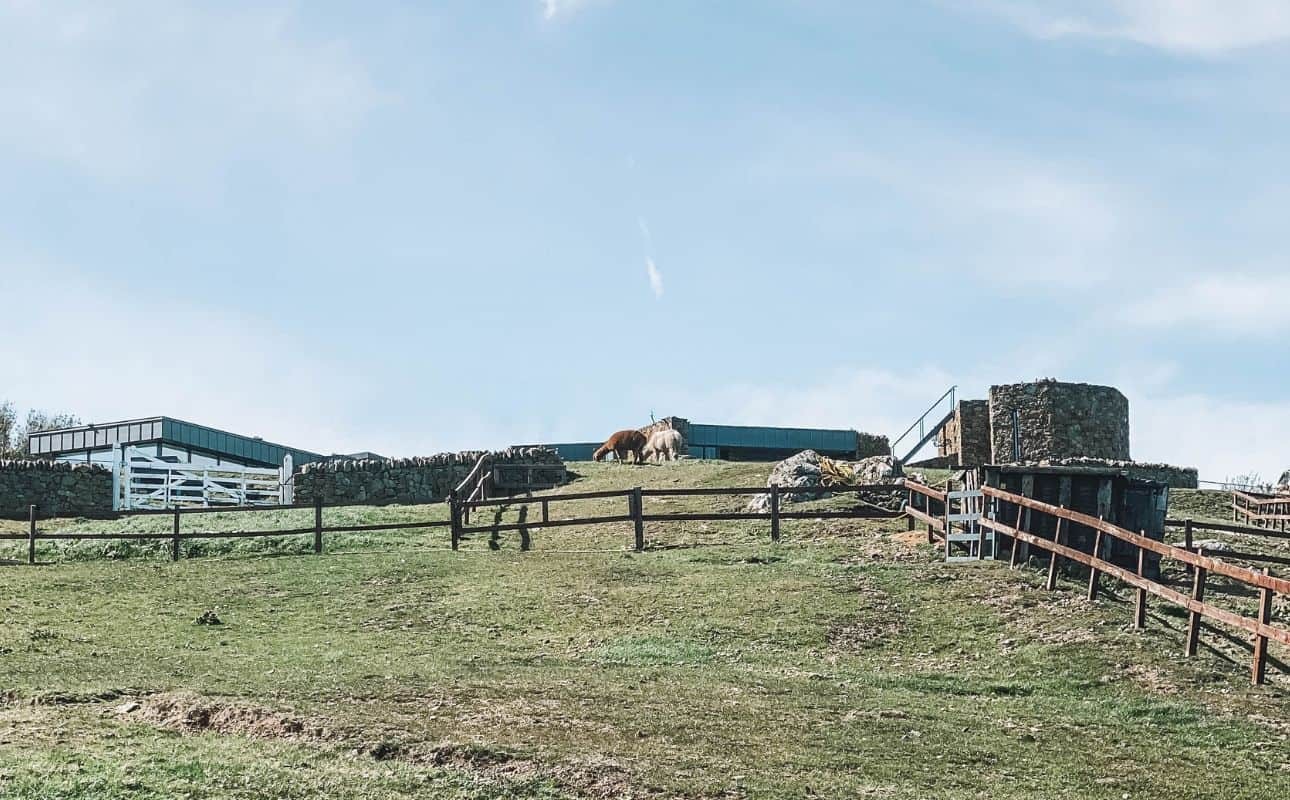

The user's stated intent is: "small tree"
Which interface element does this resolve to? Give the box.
[0,401,17,458]
[0,401,82,458]
[17,409,82,455]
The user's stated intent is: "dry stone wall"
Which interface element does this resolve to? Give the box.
[937,400,990,466]
[1016,457,1199,490]
[989,380,1130,464]
[294,447,563,505]
[855,432,890,459]
[0,459,113,519]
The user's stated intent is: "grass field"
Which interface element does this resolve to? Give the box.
[1,462,1287,798]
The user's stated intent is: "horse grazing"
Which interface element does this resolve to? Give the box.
[593,429,647,463]
[642,428,683,463]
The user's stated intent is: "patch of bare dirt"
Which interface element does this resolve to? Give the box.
[392,743,647,799]
[111,691,656,798]
[118,691,323,740]
[979,589,1103,646]
[827,578,902,651]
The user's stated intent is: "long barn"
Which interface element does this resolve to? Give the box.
[28,416,325,469]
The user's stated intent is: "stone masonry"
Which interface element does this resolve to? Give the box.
[988,380,1130,464]
[937,400,990,467]
[855,432,891,459]
[294,447,563,505]
[0,459,113,519]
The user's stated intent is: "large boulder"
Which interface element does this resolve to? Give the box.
[851,454,900,484]
[745,451,904,512]
[746,450,825,513]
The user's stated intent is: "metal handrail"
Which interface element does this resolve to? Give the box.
[890,385,956,456]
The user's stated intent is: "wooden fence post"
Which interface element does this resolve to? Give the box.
[450,489,461,551]
[27,505,37,566]
[942,495,951,560]
[1083,523,1104,598]
[906,489,915,532]
[1181,518,1191,575]
[923,494,933,542]
[1252,568,1273,686]
[770,484,781,543]
[171,508,181,562]
[313,496,323,555]
[631,488,644,552]
[1045,518,1065,591]
[541,498,549,526]
[1185,548,1207,657]
[1133,543,1147,629]
[518,505,531,552]
[1009,503,1024,569]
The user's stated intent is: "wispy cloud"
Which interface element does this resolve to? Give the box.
[1118,273,1290,335]
[971,0,1290,54]
[783,137,1136,288]
[1129,390,1290,482]
[0,255,371,456]
[646,257,664,298]
[0,1,383,182]
[542,0,605,21]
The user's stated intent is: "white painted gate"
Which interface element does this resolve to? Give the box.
[113,446,294,510]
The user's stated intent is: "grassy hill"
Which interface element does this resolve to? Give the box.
[1,461,1287,799]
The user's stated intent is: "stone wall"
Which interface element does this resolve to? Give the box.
[0,459,113,519]
[937,400,990,466]
[1018,457,1199,490]
[988,380,1130,464]
[855,432,890,459]
[294,447,563,505]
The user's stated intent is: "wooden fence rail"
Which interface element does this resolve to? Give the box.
[8,483,904,562]
[915,481,1290,686]
[1165,518,1290,567]
[1232,490,1290,531]
[452,483,903,550]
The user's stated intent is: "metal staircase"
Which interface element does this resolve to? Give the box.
[890,386,956,465]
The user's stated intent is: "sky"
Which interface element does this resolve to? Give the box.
[1,0,1287,482]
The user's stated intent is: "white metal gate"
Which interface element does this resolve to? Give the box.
[113,446,294,510]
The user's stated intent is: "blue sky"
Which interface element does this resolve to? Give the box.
[2,0,1287,481]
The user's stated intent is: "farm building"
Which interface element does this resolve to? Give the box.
[29,416,325,470]
[983,463,1169,577]
[536,417,889,462]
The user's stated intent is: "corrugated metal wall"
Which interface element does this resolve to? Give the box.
[161,419,323,466]
[544,443,601,461]
[687,423,858,457]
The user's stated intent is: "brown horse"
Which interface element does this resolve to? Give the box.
[593,429,647,463]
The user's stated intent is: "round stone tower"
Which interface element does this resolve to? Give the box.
[987,380,1130,463]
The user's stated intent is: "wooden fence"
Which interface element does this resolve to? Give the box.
[5,483,903,563]
[1166,517,1290,568]
[1232,490,1290,532]
[2,497,452,564]
[448,483,903,551]
[904,479,1288,686]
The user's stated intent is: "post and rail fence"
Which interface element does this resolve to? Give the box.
[1232,489,1290,532]
[901,478,1287,686]
[6,483,904,562]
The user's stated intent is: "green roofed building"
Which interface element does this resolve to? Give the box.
[28,417,325,470]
